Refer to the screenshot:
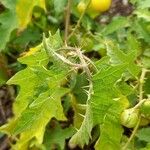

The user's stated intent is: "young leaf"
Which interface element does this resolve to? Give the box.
[106,40,140,77]
[69,61,127,149]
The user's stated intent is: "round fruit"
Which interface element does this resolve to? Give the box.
[77,1,86,13]
[87,9,100,18]
[140,100,150,118]
[139,117,150,126]
[120,108,139,128]
[90,0,112,12]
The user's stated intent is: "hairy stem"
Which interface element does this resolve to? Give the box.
[122,116,141,150]
[133,99,146,110]
[68,0,91,40]
[76,48,91,79]
[76,48,93,101]
[139,68,147,101]
[64,0,72,45]
[123,68,148,149]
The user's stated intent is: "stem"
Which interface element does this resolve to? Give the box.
[132,99,146,110]
[64,0,72,45]
[56,46,98,71]
[139,68,147,101]
[68,0,91,40]
[0,100,6,122]
[76,48,91,80]
[53,51,86,68]
[123,68,148,149]
[122,116,141,150]
[76,48,93,101]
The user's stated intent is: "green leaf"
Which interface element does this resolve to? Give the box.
[136,128,150,142]
[137,0,150,9]
[0,31,70,149]
[0,0,46,51]
[13,88,68,135]
[95,103,123,150]
[6,47,48,116]
[44,121,75,150]
[127,33,141,56]
[69,61,127,149]
[135,9,150,22]
[70,94,86,129]
[142,49,150,69]
[144,75,150,95]
[106,40,140,77]
[133,20,150,43]
[54,0,67,16]
[101,17,129,36]
[71,73,89,104]
[0,0,18,51]
[140,143,150,150]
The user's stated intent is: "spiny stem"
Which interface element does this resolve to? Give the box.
[132,99,146,110]
[123,68,148,149]
[76,48,93,101]
[68,0,91,40]
[122,116,141,150]
[76,48,91,80]
[56,46,97,71]
[64,0,72,45]
[53,51,86,68]
[139,68,147,101]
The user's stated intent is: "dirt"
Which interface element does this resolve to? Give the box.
[109,0,134,16]
[0,86,14,150]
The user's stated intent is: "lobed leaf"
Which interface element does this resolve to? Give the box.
[0,31,70,149]
[69,61,127,149]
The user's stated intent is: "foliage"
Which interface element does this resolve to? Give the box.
[0,0,150,150]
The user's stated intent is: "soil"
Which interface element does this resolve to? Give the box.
[0,86,14,150]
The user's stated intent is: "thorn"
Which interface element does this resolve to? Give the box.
[75,127,79,131]
[83,89,89,95]
[82,85,90,88]
[78,113,85,118]
[42,66,48,71]
[77,104,87,107]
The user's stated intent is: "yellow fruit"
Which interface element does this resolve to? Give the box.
[77,0,111,18]
[77,1,86,13]
[87,8,100,18]
[90,0,112,12]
